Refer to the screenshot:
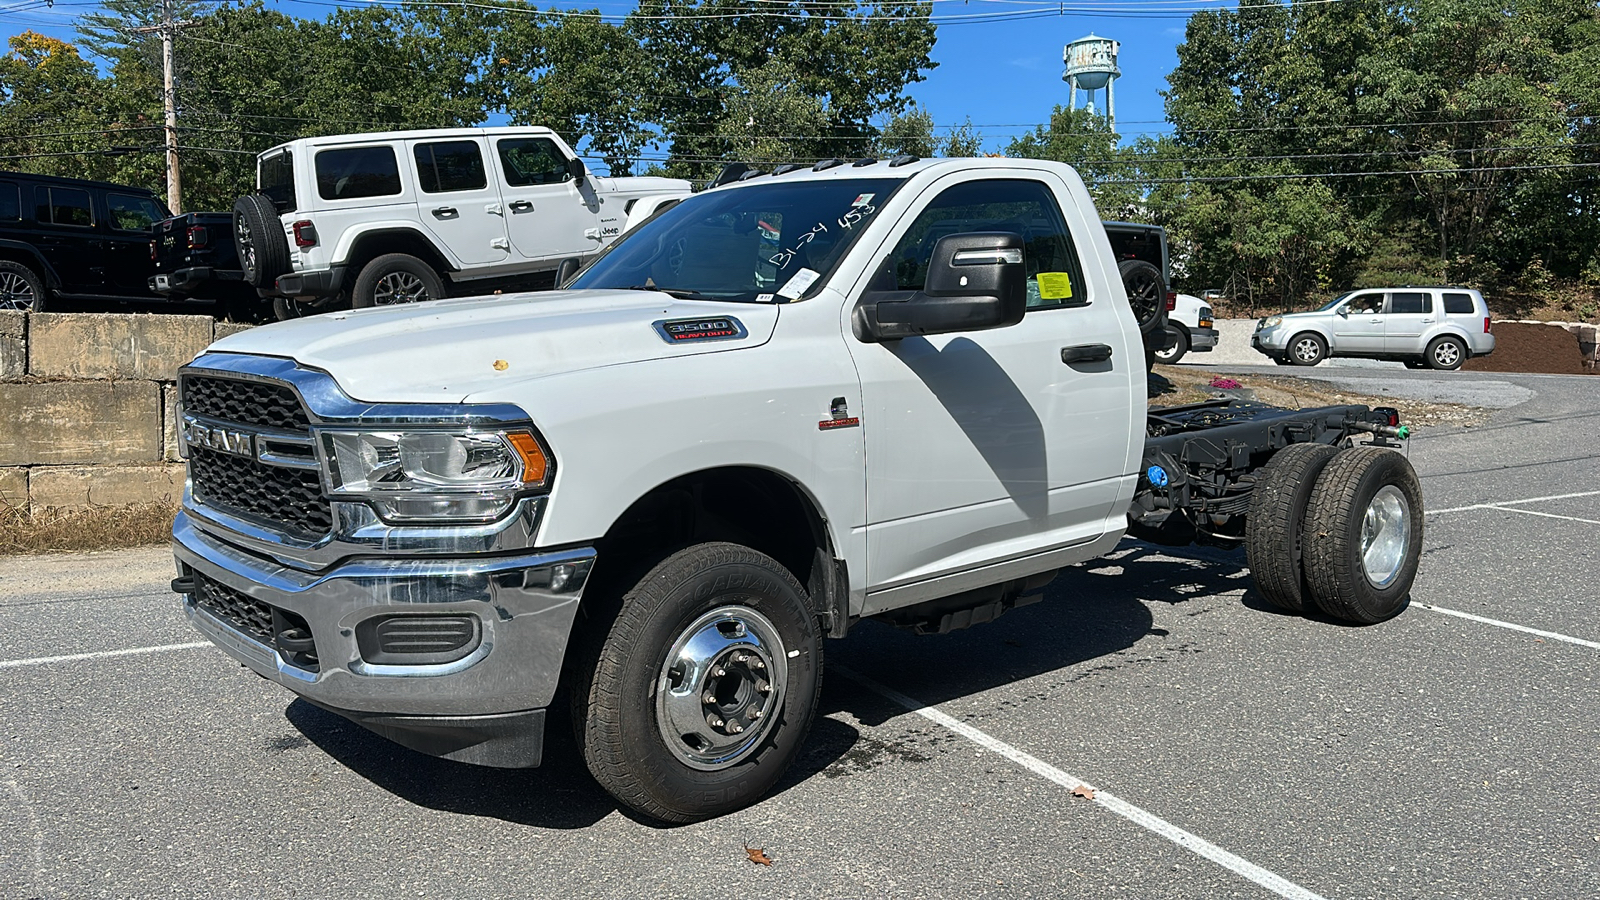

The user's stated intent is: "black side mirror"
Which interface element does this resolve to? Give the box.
[567,157,587,186]
[555,257,583,288]
[854,232,1027,343]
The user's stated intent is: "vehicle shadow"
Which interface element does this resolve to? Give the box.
[286,541,1265,829]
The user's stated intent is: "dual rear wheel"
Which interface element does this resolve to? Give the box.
[1247,444,1423,624]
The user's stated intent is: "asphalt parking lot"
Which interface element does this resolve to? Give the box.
[2,368,1596,900]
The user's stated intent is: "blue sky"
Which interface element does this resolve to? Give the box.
[1,0,1203,153]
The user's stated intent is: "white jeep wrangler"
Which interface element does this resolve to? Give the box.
[231,126,691,318]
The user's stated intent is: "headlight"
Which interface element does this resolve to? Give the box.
[1262,315,1283,328]
[321,429,551,523]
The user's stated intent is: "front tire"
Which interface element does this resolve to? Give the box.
[1425,336,1465,370]
[571,543,823,823]
[351,253,446,308]
[1302,447,1424,624]
[1288,332,1326,366]
[1155,326,1189,365]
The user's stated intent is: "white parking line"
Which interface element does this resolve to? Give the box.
[1416,605,1600,650]
[0,642,210,670]
[1428,488,1600,515]
[837,665,1329,900]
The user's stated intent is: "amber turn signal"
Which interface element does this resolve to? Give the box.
[506,431,550,486]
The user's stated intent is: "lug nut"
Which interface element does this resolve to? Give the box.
[729,723,744,734]
[752,659,765,670]
[750,708,763,719]
[757,680,771,694]
[708,716,723,729]
[731,653,745,664]
[711,666,725,678]
[703,691,717,704]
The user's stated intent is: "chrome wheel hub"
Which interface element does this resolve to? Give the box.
[656,605,787,771]
[374,271,429,304]
[0,272,36,310]
[1360,485,1410,588]
[1293,338,1320,362]
[1434,342,1460,366]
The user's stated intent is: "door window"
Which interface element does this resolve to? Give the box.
[414,140,488,193]
[107,193,164,232]
[35,187,93,227]
[1390,292,1431,314]
[315,146,402,200]
[880,179,1084,310]
[1346,293,1384,315]
[0,182,18,221]
[1442,292,1475,314]
[497,138,571,186]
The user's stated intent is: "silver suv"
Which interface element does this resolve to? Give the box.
[1252,287,1495,370]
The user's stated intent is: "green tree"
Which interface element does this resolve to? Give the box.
[1005,106,1141,219]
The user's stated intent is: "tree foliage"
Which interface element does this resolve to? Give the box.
[0,0,936,208]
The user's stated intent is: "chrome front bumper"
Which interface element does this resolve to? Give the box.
[172,511,595,767]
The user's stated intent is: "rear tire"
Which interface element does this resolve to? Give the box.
[233,194,290,289]
[1425,336,1465,371]
[351,253,446,308]
[0,260,46,312]
[570,542,823,823]
[1155,326,1189,365]
[1302,447,1423,624]
[1246,442,1342,614]
[1287,332,1326,366]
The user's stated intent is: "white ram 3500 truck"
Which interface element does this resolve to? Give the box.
[171,157,1422,822]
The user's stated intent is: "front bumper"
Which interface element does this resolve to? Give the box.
[1190,325,1218,352]
[172,511,595,767]
[1251,326,1286,355]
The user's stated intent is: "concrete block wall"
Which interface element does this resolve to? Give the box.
[0,311,252,511]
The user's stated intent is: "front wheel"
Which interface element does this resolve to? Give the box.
[1288,332,1326,366]
[1155,326,1189,365]
[1302,447,1424,624]
[351,253,446,308]
[571,543,823,823]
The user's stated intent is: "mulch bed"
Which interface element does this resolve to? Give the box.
[1462,322,1594,375]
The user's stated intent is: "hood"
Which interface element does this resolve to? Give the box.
[593,175,694,195]
[208,290,778,403]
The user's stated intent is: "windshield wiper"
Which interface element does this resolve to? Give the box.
[626,284,719,301]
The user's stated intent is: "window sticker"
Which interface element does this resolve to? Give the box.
[755,293,775,303]
[777,268,820,299]
[1036,272,1073,300]
[851,193,875,207]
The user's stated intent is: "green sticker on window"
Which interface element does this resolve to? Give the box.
[1037,272,1073,300]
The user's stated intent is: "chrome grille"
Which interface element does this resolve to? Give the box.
[181,373,332,541]
[182,375,310,431]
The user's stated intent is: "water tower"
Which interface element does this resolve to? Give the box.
[1063,34,1121,130]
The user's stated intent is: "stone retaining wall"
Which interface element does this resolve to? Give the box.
[0,312,252,511]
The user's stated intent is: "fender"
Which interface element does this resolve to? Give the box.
[0,239,61,290]
[332,223,460,271]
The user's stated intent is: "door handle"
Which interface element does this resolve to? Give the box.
[509,200,534,213]
[432,207,459,220]
[1420,318,1434,323]
[1061,343,1113,364]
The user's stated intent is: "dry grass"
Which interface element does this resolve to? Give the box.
[1150,366,1489,429]
[0,500,177,555]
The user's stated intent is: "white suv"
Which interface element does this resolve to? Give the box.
[232,127,691,316]
[1252,287,1495,369]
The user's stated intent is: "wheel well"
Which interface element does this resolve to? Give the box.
[1289,329,1325,346]
[586,467,830,601]
[344,230,455,279]
[0,249,53,288]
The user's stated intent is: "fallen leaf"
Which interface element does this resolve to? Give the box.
[744,845,773,866]
[493,359,509,371]
[1071,784,1096,800]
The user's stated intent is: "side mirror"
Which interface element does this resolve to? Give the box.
[567,157,587,186]
[855,232,1027,343]
[555,257,583,288]
[1336,305,1350,318]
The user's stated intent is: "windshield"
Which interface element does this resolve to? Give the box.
[1317,292,1354,311]
[570,177,903,302]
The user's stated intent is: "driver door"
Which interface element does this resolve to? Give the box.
[1332,291,1386,353]
[490,136,596,263]
[844,173,1138,609]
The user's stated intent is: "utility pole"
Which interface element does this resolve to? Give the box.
[132,0,192,213]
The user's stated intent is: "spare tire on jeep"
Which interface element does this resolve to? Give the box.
[233,194,290,289]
